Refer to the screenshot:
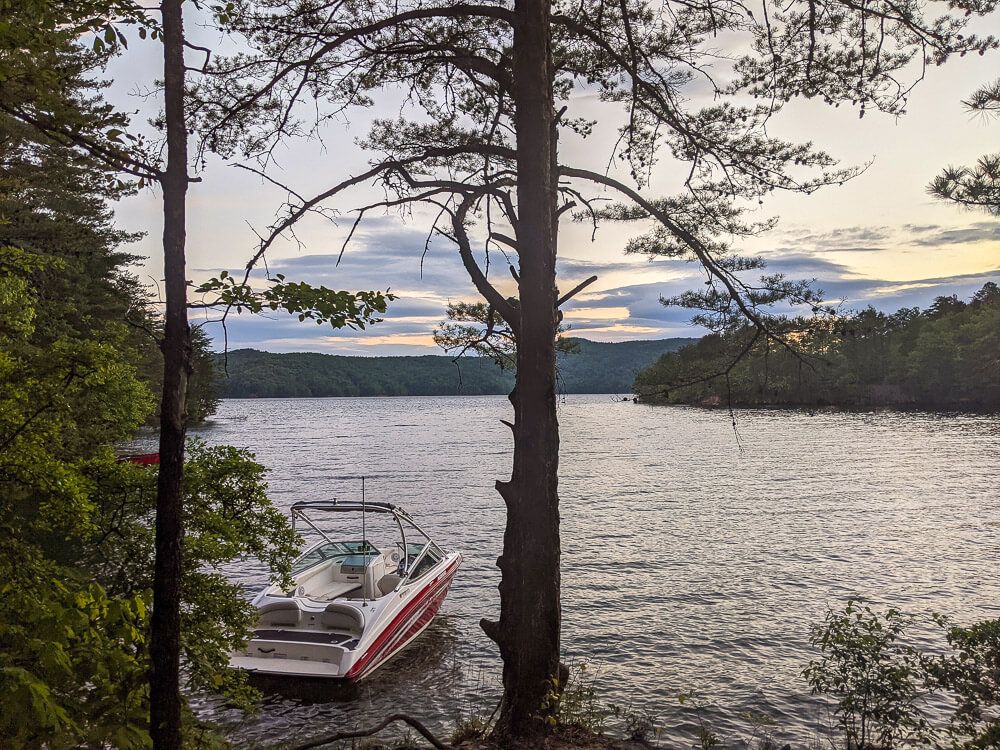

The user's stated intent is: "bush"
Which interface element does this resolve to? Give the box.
[803,601,933,749]
[925,617,1000,749]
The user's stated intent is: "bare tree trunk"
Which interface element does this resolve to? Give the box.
[149,1,191,748]
[489,0,562,739]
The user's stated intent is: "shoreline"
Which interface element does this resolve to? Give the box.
[633,394,1000,415]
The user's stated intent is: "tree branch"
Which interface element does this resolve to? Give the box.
[452,194,519,328]
[285,713,452,750]
[557,275,597,306]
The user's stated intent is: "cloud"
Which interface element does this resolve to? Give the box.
[911,222,1000,247]
[770,221,1000,257]
[556,255,677,277]
[855,269,1000,310]
[194,213,999,355]
[758,253,862,278]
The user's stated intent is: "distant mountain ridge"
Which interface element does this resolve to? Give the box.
[213,337,695,398]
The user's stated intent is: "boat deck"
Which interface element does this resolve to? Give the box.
[253,629,357,646]
[306,581,362,601]
[230,654,344,678]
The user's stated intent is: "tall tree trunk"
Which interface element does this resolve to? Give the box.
[149,1,190,748]
[489,0,561,739]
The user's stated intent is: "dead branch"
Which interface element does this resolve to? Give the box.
[284,713,452,750]
[557,275,598,307]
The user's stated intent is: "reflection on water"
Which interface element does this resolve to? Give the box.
[186,396,1000,747]
[248,674,362,704]
[244,616,462,705]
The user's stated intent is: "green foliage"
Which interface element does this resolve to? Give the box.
[0,106,159,539]
[804,601,932,749]
[0,4,381,744]
[451,715,491,745]
[546,663,614,733]
[0,0,160,181]
[213,338,693,398]
[558,338,692,395]
[434,301,578,371]
[193,271,393,329]
[0,537,150,750]
[635,284,1000,411]
[187,327,222,424]
[85,441,301,708]
[925,617,1000,749]
[804,603,1000,750]
[929,80,1000,216]
[0,244,154,537]
[216,347,513,397]
[932,153,1000,216]
[677,692,727,750]
[0,51,292,746]
[131,324,220,427]
[0,81,158,748]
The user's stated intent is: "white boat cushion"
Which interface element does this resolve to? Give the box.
[363,557,387,599]
[321,603,364,635]
[377,574,402,596]
[310,581,362,601]
[258,601,300,627]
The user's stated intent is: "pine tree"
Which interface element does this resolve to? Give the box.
[930,79,1000,215]
[194,0,997,738]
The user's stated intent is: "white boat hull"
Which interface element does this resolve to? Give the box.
[230,554,461,680]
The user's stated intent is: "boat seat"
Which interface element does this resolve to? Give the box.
[377,573,402,596]
[320,603,364,636]
[309,581,362,601]
[257,601,300,628]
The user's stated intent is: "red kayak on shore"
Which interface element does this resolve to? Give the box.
[119,452,160,466]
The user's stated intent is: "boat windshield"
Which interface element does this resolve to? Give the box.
[405,542,444,579]
[292,540,377,574]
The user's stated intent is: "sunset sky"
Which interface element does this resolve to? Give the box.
[111,19,999,356]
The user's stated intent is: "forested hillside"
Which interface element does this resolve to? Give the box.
[634,284,1000,411]
[213,337,694,397]
[556,338,693,393]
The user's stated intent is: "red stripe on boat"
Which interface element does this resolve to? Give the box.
[353,578,453,679]
[346,559,460,679]
[350,572,456,679]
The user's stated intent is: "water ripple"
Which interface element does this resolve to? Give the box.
[189,396,1000,747]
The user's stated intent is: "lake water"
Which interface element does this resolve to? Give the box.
[189,395,1000,748]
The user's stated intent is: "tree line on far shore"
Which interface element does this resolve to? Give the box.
[212,338,692,399]
[634,283,1000,412]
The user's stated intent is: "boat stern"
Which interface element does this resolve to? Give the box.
[229,629,356,678]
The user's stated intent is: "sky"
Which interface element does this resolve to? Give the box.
[110,14,1000,356]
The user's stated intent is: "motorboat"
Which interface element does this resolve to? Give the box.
[229,497,462,680]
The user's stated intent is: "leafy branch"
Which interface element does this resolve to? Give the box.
[190,270,393,329]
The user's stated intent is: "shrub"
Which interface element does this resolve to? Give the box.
[803,601,933,749]
[925,616,1000,749]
